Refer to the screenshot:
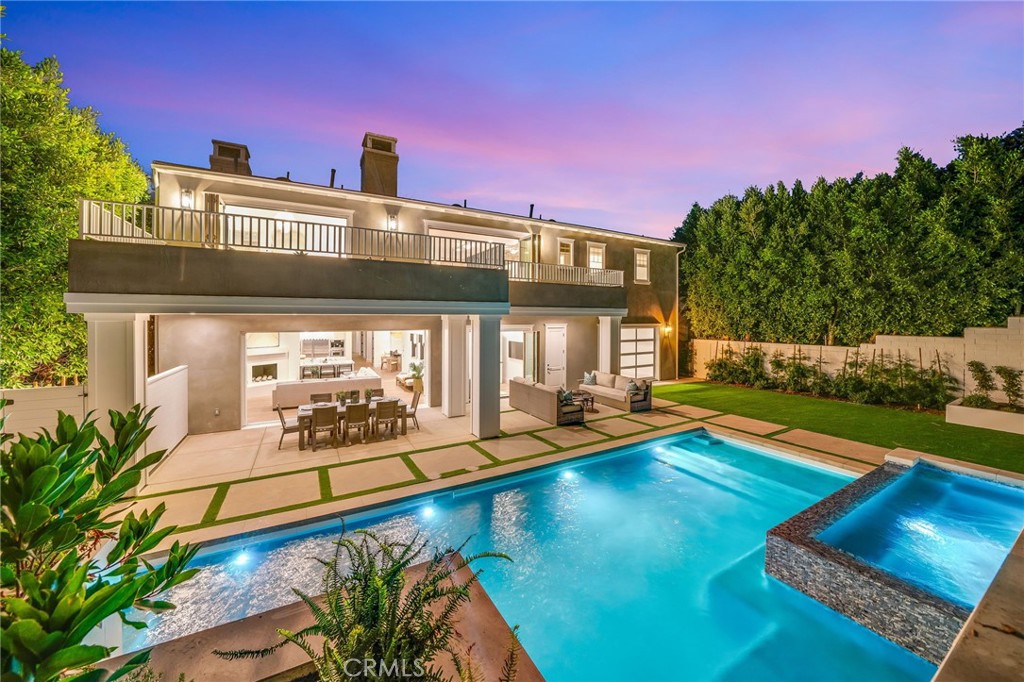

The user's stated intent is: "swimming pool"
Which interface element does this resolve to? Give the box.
[126,429,936,681]
[817,463,1024,609]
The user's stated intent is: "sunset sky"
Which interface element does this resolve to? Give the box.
[6,1,1022,238]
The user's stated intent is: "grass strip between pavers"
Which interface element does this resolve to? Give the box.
[200,485,229,525]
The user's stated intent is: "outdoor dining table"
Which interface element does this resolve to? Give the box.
[296,398,408,450]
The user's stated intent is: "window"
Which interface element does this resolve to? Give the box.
[587,242,606,269]
[634,249,650,283]
[558,239,574,266]
[620,326,657,379]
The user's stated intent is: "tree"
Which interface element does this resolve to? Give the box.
[1,45,148,387]
[0,404,199,681]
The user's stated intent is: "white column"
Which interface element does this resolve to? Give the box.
[441,315,467,418]
[471,314,501,439]
[598,316,622,374]
[86,313,147,429]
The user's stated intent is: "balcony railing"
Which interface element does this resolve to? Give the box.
[506,260,624,287]
[79,200,506,269]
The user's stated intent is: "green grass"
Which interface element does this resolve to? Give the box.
[655,382,1024,474]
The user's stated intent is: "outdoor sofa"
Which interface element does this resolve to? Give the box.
[578,371,652,412]
[509,377,585,426]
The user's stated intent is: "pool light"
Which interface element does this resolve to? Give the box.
[560,471,576,480]
[233,551,250,566]
[422,505,436,519]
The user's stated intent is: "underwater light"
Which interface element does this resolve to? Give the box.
[422,505,436,519]
[561,471,576,480]
[234,551,250,566]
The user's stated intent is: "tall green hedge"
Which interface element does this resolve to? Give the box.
[1,47,148,387]
[674,128,1024,346]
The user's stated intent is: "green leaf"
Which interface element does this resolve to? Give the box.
[15,502,51,535]
[36,644,112,681]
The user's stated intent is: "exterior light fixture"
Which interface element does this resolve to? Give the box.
[386,214,398,231]
[662,325,673,336]
[180,189,194,209]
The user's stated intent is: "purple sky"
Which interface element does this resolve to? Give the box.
[5,2,1022,238]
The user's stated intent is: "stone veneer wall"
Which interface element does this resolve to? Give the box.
[691,316,1024,403]
[765,463,971,664]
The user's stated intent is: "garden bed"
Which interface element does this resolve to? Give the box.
[946,398,1024,435]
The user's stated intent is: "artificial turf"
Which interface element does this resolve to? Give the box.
[654,381,1024,474]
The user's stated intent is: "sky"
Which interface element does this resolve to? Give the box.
[4,1,1022,239]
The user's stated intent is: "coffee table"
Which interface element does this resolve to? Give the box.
[570,390,596,413]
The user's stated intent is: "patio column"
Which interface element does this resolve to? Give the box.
[86,313,147,433]
[441,315,467,418]
[598,316,622,374]
[470,314,501,439]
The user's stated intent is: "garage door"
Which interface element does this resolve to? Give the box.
[620,326,656,379]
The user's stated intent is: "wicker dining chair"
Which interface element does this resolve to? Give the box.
[309,405,339,451]
[275,404,303,449]
[407,391,422,431]
[344,402,371,445]
[374,399,399,439]
[310,393,333,403]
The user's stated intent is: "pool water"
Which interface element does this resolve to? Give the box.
[817,463,1024,609]
[126,430,936,681]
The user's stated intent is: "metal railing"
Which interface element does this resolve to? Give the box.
[506,260,624,287]
[79,200,506,269]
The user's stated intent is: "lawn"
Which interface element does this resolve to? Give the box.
[654,381,1024,474]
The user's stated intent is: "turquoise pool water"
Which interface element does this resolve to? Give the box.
[127,430,936,681]
[818,463,1024,609]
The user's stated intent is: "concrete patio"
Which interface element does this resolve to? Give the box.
[129,384,932,551]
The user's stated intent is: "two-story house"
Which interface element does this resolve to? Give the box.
[66,133,681,440]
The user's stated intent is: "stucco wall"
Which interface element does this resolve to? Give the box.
[158,315,442,434]
[690,317,1024,403]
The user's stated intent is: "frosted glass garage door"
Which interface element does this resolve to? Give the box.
[620,327,656,379]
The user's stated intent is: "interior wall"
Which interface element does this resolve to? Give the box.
[502,315,599,389]
[159,314,442,434]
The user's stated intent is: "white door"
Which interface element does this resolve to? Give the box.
[620,326,657,379]
[544,325,567,387]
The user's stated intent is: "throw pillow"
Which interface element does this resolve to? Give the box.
[582,371,597,385]
[559,389,576,406]
[626,380,640,393]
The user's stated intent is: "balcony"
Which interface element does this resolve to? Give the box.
[79,200,505,269]
[505,260,624,287]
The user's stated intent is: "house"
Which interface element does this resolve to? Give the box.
[66,134,681,440]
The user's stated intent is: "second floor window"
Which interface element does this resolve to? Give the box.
[635,249,650,283]
[558,239,574,266]
[588,242,605,269]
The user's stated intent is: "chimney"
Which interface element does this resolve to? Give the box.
[360,133,398,196]
[209,140,252,175]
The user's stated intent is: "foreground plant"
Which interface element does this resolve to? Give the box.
[216,530,518,682]
[0,404,199,681]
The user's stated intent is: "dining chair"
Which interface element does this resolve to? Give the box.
[407,391,422,430]
[374,399,399,439]
[344,402,371,444]
[310,392,333,403]
[369,388,385,399]
[301,366,317,380]
[309,405,339,451]
[275,404,303,449]
[320,364,337,379]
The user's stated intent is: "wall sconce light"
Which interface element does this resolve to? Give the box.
[662,325,673,336]
[386,214,398,231]
[180,189,194,209]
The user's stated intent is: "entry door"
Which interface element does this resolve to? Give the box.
[544,325,567,387]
